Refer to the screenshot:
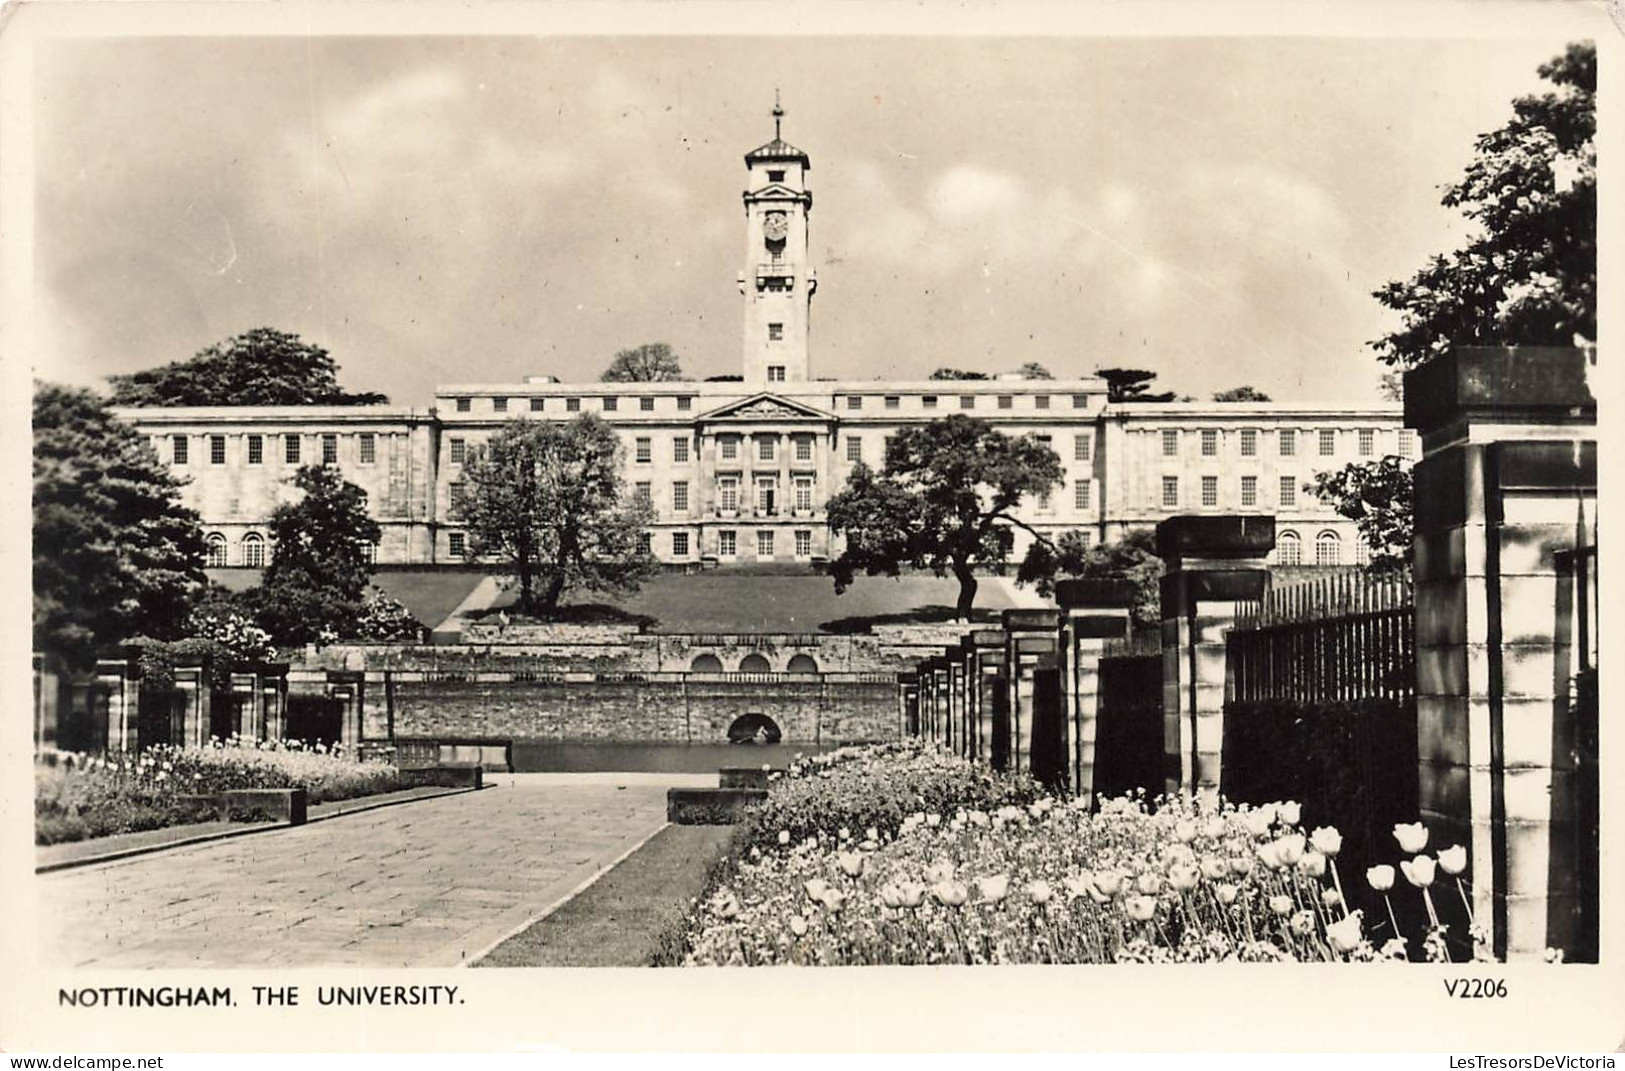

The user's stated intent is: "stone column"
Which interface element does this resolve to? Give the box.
[95,653,141,752]
[898,672,919,737]
[971,630,1006,767]
[1156,515,1275,804]
[1404,345,1597,961]
[328,670,365,747]
[262,664,289,742]
[934,659,952,751]
[172,664,211,748]
[957,637,978,760]
[943,647,967,759]
[918,658,937,743]
[1003,609,1061,777]
[1057,578,1136,806]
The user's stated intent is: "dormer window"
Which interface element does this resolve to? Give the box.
[768,169,786,183]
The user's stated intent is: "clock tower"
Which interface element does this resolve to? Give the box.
[739,94,816,384]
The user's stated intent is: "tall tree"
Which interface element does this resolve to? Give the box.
[602,342,686,383]
[825,415,1064,620]
[1309,457,1414,572]
[1095,367,1177,403]
[460,415,658,615]
[33,384,206,667]
[1018,529,1164,631]
[928,368,989,381]
[1370,42,1595,368]
[1017,361,1054,380]
[1212,385,1273,402]
[107,328,388,407]
[249,464,382,645]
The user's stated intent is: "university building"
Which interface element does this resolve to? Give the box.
[117,104,1409,571]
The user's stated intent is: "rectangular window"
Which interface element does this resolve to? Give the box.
[1074,480,1092,510]
[847,395,862,410]
[1359,428,1375,457]
[846,437,862,463]
[758,438,775,463]
[795,437,813,462]
[209,435,226,465]
[756,476,777,515]
[636,437,652,463]
[1202,475,1218,507]
[1319,429,1336,456]
[1399,430,1417,457]
[768,323,784,341]
[768,366,786,382]
[448,532,466,558]
[449,438,466,465]
[359,433,376,465]
[284,434,300,464]
[449,482,467,514]
[247,435,263,465]
[721,438,738,462]
[1161,429,1179,457]
[1076,530,1094,550]
[677,396,693,411]
[672,481,689,512]
[672,531,689,557]
[566,397,581,412]
[997,395,1013,410]
[719,530,737,557]
[455,397,471,413]
[795,530,812,558]
[321,434,337,465]
[603,396,618,412]
[757,530,775,559]
[1072,394,1088,409]
[173,435,189,465]
[640,532,652,556]
[1074,434,1092,462]
[794,477,813,512]
[1241,475,1258,507]
[1279,476,1297,507]
[922,395,938,410]
[1162,476,1179,508]
[1035,395,1051,410]
[885,396,900,410]
[960,395,975,410]
[640,396,655,412]
[719,477,739,513]
[767,169,785,183]
[1201,429,1218,456]
[634,482,652,507]
[1280,429,1296,457]
[493,397,508,413]
[530,397,545,412]
[673,436,690,463]
[1240,429,1258,457]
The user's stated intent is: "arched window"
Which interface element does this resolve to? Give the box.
[205,533,228,568]
[1276,530,1301,566]
[786,654,819,675]
[242,533,265,568]
[690,654,723,673]
[738,653,772,673]
[1316,530,1342,567]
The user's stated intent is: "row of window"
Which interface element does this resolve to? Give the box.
[845,393,1088,413]
[205,531,378,567]
[1274,530,1348,567]
[1155,427,1415,459]
[449,395,698,415]
[165,432,378,467]
[441,393,1095,416]
[444,529,817,560]
[1156,474,1315,509]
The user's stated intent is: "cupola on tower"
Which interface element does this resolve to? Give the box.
[739,94,816,384]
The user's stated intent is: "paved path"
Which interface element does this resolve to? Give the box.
[37,774,711,969]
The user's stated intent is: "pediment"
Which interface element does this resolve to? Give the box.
[749,183,803,199]
[699,392,833,423]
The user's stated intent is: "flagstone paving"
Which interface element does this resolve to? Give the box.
[37,773,712,969]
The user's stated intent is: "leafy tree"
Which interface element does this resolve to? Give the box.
[107,327,387,407]
[825,415,1064,620]
[1309,456,1414,573]
[602,342,686,383]
[1018,529,1164,631]
[354,589,424,642]
[33,384,207,667]
[1096,367,1177,403]
[929,368,988,381]
[1370,42,1595,367]
[705,374,744,383]
[1017,361,1054,380]
[1378,372,1404,402]
[460,415,658,615]
[249,464,381,645]
[1212,385,1273,402]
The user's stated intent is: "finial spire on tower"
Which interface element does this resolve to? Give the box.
[773,89,783,140]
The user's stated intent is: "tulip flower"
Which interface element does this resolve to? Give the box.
[789,914,808,937]
[1256,843,1285,870]
[1298,851,1327,879]
[1243,810,1275,839]
[1168,863,1201,892]
[1278,801,1302,826]
[1289,910,1315,936]
[1125,896,1158,922]
[1214,883,1239,905]
[932,881,968,907]
[926,860,955,885]
[1437,845,1468,876]
[1400,856,1436,888]
[1275,833,1305,866]
[837,851,865,878]
[1026,880,1054,905]
[820,888,846,913]
[1366,865,1395,892]
[1202,816,1227,840]
[1228,853,1256,877]
[976,874,1010,904]
[866,827,880,843]
[1321,888,1342,908]
[1095,869,1127,898]
[898,883,926,909]
[1269,895,1293,916]
[1174,819,1198,844]
[1199,857,1228,881]
[1325,910,1365,954]
[838,827,851,842]
[926,813,942,828]
[1135,871,1163,896]
[804,878,829,901]
[1310,826,1343,857]
[1063,873,1094,901]
[1393,822,1429,854]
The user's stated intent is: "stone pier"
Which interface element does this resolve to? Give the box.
[1056,579,1136,807]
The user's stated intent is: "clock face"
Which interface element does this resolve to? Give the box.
[763,211,789,243]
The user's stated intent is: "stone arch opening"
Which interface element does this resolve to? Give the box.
[690,654,724,673]
[786,653,819,675]
[738,652,772,673]
[727,712,782,745]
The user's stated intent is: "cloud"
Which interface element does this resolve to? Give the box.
[929,165,1022,218]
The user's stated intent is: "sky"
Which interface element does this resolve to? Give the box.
[32,34,1573,405]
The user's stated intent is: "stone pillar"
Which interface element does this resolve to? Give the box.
[95,653,141,752]
[957,637,978,760]
[328,670,365,747]
[1003,609,1061,777]
[172,664,211,748]
[898,672,919,737]
[1057,578,1136,806]
[918,658,938,743]
[972,630,1008,770]
[1404,345,1597,961]
[230,672,258,740]
[943,647,967,759]
[262,664,289,742]
[1156,515,1275,804]
[934,659,952,751]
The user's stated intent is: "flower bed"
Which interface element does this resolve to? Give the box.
[35,736,403,845]
[666,744,1516,966]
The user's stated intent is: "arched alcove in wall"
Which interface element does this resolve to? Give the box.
[690,654,724,673]
[738,652,772,673]
[786,653,819,674]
